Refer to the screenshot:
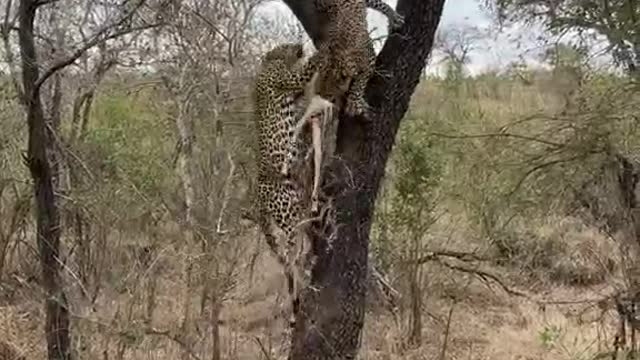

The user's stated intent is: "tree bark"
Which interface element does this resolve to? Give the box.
[164,67,199,360]
[18,0,72,359]
[281,0,446,358]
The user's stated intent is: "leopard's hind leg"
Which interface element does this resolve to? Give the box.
[256,181,301,335]
[265,181,305,335]
[344,46,376,117]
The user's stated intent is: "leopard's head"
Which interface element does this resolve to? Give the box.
[261,43,305,68]
[315,48,358,102]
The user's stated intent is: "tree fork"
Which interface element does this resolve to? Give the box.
[281,0,446,358]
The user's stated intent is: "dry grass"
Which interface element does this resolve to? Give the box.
[0,214,625,360]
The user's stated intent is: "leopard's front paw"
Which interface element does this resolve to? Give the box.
[345,97,370,118]
[389,13,405,30]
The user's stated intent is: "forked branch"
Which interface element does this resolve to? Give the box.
[33,0,161,97]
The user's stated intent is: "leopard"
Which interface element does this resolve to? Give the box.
[252,0,404,338]
[280,0,405,186]
[252,42,332,334]
[311,0,405,117]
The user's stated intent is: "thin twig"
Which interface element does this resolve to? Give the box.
[216,151,236,235]
[439,304,455,360]
[438,260,528,297]
[34,0,159,95]
[507,154,586,197]
[143,327,202,360]
[408,250,491,265]
[429,131,564,148]
[254,336,274,360]
[1,0,25,103]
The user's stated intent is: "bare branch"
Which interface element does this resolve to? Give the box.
[216,152,236,235]
[35,0,60,7]
[438,260,528,297]
[141,327,202,360]
[280,0,323,46]
[438,304,455,360]
[429,131,565,148]
[254,337,275,360]
[507,154,587,197]
[408,250,492,265]
[33,0,160,96]
[1,0,25,103]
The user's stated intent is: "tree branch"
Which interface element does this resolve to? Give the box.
[507,154,587,197]
[138,327,202,360]
[1,0,25,103]
[279,0,323,46]
[408,250,492,265]
[33,0,159,97]
[35,0,60,7]
[429,131,565,148]
[437,260,528,297]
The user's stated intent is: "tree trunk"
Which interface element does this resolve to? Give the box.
[176,96,196,244]
[612,154,640,291]
[281,0,446,358]
[18,0,72,359]
[408,233,424,346]
[576,153,640,290]
[164,66,200,360]
[408,264,423,346]
[210,300,222,360]
[43,0,65,195]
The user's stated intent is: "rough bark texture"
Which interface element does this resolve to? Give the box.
[281,0,446,358]
[575,153,640,290]
[18,0,72,359]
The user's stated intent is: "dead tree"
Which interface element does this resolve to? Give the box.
[280,0,446,359]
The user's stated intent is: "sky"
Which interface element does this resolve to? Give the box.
[423,0,547,74]
[259,0,548,76]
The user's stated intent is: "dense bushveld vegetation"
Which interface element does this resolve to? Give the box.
[1,0,639,359]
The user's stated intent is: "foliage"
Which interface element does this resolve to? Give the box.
[538,325,562,349]
[389,118,442,231]
[487,0,640,74]
[379,56,639,287]
[84,88,174,200]
[371,109,443,272]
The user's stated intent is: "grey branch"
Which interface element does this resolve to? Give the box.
[33,0,159,97]
[279,0,323,46]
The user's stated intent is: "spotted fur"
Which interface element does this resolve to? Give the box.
[253,43,328,333]
[280,0,404,201]
[312,0,404,116]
